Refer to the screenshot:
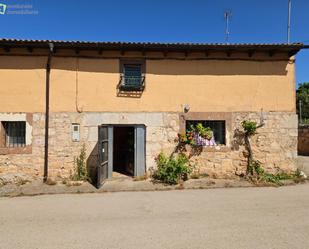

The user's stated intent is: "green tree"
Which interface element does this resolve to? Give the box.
[296,82,309,123]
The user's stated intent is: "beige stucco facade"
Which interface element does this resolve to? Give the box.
[0,52,295,113]
[0,46,299,183]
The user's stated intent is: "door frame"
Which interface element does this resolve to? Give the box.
[97,125,111,188]
[99,124,146,179]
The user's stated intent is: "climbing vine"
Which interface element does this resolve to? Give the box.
[241,120,260,176]
[241,119,297,185]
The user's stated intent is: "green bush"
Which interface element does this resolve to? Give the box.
[296,82,309,121]
[241,120,257,136]
[72,144,89,181]
[152,152,192,185]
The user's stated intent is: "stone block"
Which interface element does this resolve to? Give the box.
[145,113,164,126]
[83,113,118,126]
[221,159,234,170]
[280,114,298,129]
[119,113,146,124]
[87,126,98,142]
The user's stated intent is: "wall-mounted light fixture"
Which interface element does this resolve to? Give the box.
[183,104,190,113]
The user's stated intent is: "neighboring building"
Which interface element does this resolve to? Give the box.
[0,39,304,186]
[298,125,309,156]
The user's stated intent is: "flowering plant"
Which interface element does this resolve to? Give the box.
[178,123,216,146]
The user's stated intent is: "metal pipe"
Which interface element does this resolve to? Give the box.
[287,0,292,43]
[299,100,302,124]
[43,42,54,182]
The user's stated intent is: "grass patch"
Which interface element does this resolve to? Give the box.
[249,161,304,186]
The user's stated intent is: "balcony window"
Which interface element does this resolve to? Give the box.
[119,60,145,91]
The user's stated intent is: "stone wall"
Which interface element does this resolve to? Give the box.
[187,112,298,178]
[0,111,298,180]
[0,112,180,179]
[298,125,309,156]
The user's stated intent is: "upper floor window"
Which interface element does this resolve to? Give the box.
[1,121,26,147]
[119,60,145,91]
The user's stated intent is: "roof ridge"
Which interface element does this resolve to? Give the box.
[0,38,304,46]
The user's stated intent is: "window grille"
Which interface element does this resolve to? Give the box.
[2,121,26,147]
[120,64,144,90]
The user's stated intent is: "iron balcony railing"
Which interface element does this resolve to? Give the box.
[118,75,145,91]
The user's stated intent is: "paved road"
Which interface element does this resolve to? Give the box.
[0,185,308,249]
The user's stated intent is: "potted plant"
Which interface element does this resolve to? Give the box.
[178,123,215,146]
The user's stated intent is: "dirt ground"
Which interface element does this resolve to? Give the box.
[0,176,268,197]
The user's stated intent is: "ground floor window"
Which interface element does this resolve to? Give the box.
[186,120,226,145]
[1,121,26,147]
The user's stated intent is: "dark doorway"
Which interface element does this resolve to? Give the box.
[113,126,135,176]
[97,124,146,187]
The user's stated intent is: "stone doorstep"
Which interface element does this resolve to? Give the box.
[1,177,306,197]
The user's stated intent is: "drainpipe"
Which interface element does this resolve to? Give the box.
[43,42,54,182]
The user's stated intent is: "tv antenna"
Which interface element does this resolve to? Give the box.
[287,0,292,43]
[224,10,232,43]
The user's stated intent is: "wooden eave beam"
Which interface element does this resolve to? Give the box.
[288,50,297,57]
[268,50,275,57]
[248,50,255,57]
[184,50,190,57]
[3,46,10,52]
[142,49,146,56]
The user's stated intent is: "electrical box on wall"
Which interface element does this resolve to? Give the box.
[72,123,80,142]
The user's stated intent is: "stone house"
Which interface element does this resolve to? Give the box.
[0,39,304,186]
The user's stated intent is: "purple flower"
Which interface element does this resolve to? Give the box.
[194,133,216,146]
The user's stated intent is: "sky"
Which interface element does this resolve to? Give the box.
[0,0,308,86]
